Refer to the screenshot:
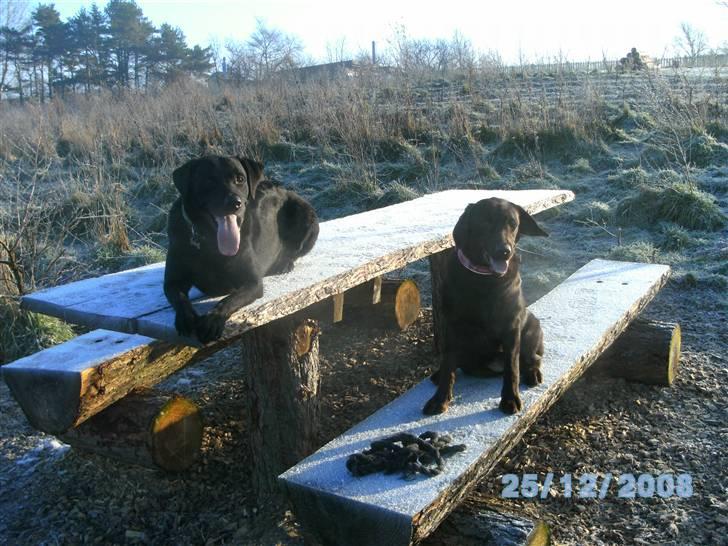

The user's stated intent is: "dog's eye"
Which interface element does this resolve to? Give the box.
[508,219,518,229]
[234,175,246,185]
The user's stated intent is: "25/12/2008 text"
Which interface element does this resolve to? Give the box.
[500,472,693,499]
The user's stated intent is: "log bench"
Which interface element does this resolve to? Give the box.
[279,259,672,545]
[2,189,573,480]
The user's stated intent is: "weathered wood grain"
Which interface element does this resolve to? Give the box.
[279,259,671,546]
[59,389,203,472]
[1,329,226,434]
[594,318,681,386]
[21,190,574,345]
[242,317,321,497]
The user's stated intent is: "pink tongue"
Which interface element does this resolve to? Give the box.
[216,215,240,256]
[490,258,509,276]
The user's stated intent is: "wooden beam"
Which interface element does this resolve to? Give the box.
[279,259,671,546]
[427,506,550,546]
[242,317,321,498]
[21,189,574,345]
[1,329,229,434]
[59,388,203,472]
[594,318,681,386]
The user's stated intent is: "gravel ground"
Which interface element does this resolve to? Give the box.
[1,279,726,545]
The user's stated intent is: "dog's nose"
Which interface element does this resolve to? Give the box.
[225,195,243,212]
[495,245,512,259]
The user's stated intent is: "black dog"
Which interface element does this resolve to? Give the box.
[163,155,319,343]
[423,197,548,415]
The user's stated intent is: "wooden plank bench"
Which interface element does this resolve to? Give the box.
[279,259,671,545]
[3,189,573,434]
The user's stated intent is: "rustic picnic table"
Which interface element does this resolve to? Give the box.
[7,188,575,492]
[4,186,681,544]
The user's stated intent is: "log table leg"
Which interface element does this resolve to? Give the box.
[241,317,321,498]
[429,249,453,355]
[594,318,681,386]
[59,388,203,472]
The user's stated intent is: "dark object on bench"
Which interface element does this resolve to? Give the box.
[347,431,466,480]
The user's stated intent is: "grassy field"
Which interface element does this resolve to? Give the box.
[0,65,726,363]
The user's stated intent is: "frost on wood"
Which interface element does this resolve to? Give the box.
[20,189,574,345]
[279,259,670,546]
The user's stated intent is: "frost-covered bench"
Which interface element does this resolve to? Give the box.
[2,190,573,481]
[279,259,672,545]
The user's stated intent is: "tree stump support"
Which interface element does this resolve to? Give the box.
[595,318,681,386]
[242,316,321,498]
[59,388,203,472]
[429,249,452,355]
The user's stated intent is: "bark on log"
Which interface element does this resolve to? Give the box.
[242,317,321,498]
[595,318,681,386]
[300,278,421,330]
[59,389,203,472]
[344,278,421,330]
[427,507,550,546]
[429,249,452,355]
[2,329,228,435]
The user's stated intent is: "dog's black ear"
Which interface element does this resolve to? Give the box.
[515,204,548,237]
[172,159,198,197]
[453,204,473,247]
[237,157,264,198]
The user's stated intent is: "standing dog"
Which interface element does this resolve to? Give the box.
[423,198,548,415]
[164,155,319,343]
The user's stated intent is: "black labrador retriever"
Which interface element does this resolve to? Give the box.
[164,155,319,343]
[423,197,548,415]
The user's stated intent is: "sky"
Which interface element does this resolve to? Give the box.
[27,0,728,65]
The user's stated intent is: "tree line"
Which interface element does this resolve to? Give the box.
[0,0,213,102]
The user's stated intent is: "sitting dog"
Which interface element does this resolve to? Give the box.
[164,155,319,343]
[423,197,548,415]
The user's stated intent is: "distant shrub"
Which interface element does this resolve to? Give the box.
[658,223,694,250]
[571,200,613,224]
[569,158,595,175]
[477,163,500,180]
[0,301,75,365]
[616,182,726,231]
[607,167,649,189]
[609,241,660,263]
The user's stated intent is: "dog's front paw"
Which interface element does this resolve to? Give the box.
[175,309,198,337]
[423,395,450,415]
[499,394,522,414]
[523,368,543,387]
[195,312,227,344]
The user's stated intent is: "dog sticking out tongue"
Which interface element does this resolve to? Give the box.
[488,256,509,276]
[216,215,240,256]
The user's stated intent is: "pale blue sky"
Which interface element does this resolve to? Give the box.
[34,0,728,64]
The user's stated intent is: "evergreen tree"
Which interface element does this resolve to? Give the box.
[32,3,66,99]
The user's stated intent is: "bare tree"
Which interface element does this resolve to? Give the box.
[674,22,709,60]
[0,0,30,96]
[325,36,349,63]
[246,20,303,78]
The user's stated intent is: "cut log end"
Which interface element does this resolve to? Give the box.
[393,279,421,330]
[294,319,319,357]
[596,318,681,387]
[151,396,204,472]
[60,389,203,472]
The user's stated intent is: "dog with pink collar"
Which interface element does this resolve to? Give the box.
[424,197,548,415]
